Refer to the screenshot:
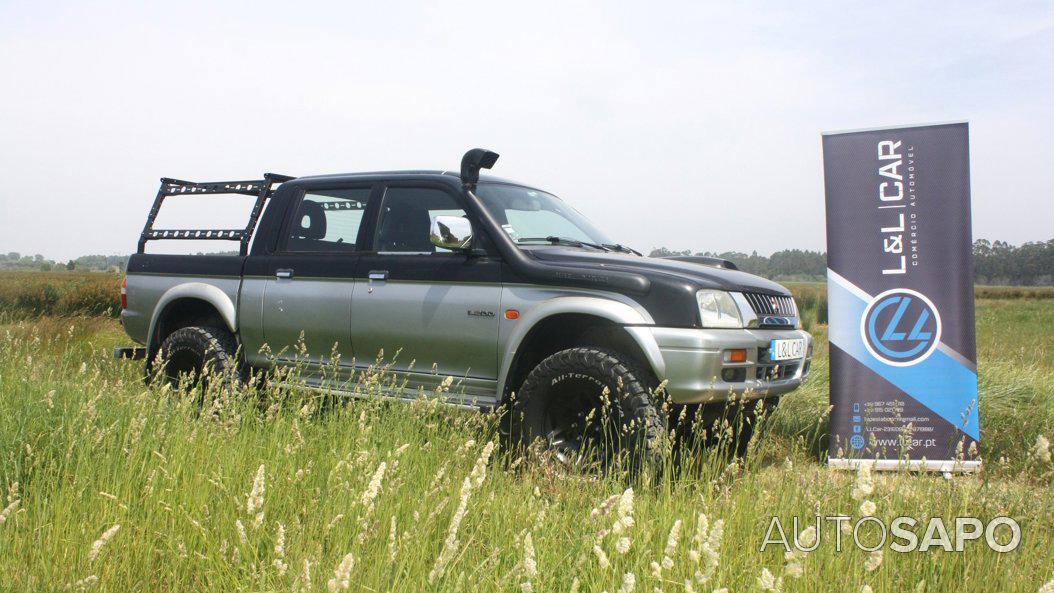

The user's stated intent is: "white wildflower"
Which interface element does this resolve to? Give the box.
[246,464,266,529]
[87,524,120,563]
[864,549,883,572]
[612,488,635,534]
[1035,435,1051,463]
[594,544,611,569]
[616,536,631,554]
[0,499,20,525]
[661,519,682,570]
[66,575,99,591]
[861,585,874,593]
[851,463,874,500]
[236,519,247,544]
[326,553,354,592]
[590,494,621,520]
[520,532,537,593]
[429,441,495,582]
[325,514,345,534]
[616,571,636,593]
[361,461,387,509]
[758,567,782,593]
[296,558,312,593]
[273,522,287,575]
[388,516,398,561]
[798,526,817,549]
[859,500,877,517]
[690,513,724,584]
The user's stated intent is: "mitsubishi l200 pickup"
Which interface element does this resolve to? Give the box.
[117,149,811,465]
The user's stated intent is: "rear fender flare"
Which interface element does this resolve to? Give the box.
[146,283,238,349]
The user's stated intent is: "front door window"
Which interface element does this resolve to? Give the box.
[375,187,468,253]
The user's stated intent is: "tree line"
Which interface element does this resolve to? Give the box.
[1,252,127,273]
[649,239,1054,285]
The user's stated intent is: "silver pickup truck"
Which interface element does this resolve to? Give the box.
[118,149,811,464]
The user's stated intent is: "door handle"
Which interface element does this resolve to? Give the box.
[367,270,388,293]
[276,268,294,279]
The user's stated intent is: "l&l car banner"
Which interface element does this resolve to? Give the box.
[822,122,979,471]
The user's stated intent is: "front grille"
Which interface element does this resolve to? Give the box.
[743,292,797,317]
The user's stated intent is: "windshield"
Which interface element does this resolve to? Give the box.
[473,184,614,246]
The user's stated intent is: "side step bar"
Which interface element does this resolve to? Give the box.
[114,346,147,360]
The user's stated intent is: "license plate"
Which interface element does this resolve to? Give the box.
[770,338,805,361]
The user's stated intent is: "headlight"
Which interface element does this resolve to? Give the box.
[696,289,742,328]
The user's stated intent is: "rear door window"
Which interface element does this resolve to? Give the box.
[285,188,372,252]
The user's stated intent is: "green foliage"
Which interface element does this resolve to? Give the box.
[649,238,1054,285]
[0,303,1052,592]
[974,239,1054,286]
[0,271,120,318]
[0,252,128,272]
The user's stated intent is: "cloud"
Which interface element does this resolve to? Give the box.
[0,1,1052,260]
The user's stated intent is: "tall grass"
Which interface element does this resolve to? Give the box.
[0,271,120,318]
[0,312,1052,592]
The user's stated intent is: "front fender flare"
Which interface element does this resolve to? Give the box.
[496,296,665,398]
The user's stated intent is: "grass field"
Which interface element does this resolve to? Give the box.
[0,273,1052,592]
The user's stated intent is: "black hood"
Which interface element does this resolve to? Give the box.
[527,248,791,296]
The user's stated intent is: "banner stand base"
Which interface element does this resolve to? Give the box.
[829,458,982,473]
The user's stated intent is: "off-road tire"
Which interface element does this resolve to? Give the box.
[146,326,239,391]
[505,347,668,473]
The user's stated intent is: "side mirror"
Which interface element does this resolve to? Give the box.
[430,215,474,251]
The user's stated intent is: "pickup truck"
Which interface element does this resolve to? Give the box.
[118,149,812,465]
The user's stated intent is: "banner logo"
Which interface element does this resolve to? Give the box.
[860,288,942,367]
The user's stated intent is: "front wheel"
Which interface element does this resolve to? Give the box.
[505,347,668,473]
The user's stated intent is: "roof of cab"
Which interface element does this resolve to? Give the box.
[287,170,532,187]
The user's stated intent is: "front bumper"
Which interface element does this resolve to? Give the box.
[647,326,812,404]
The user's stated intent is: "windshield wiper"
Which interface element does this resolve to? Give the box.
[517,236,613,252]
[602,243,642,256]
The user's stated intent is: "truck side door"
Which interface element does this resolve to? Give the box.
[351,183,502,403]
[241,183,377,374]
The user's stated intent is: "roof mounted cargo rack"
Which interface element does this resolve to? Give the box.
[137,172,295,256]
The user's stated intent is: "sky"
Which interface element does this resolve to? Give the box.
[2,1,1053,261]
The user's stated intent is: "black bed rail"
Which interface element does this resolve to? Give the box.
[137,172,295,256]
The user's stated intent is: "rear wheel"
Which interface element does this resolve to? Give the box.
[506,347,668,473]
[147,326,239,391]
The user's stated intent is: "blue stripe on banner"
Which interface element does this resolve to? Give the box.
[828,275,980,441]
